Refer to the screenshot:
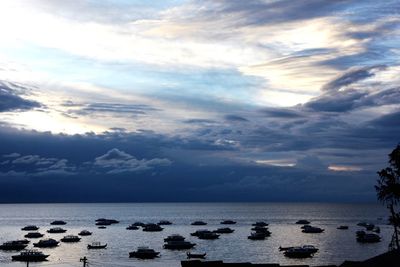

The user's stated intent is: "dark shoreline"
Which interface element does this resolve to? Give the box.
[181,250,400,267]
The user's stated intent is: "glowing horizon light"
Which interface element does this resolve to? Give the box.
[328,165,362,172]
[255,159,296,167]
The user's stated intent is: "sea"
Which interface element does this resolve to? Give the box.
[0,203,392,267]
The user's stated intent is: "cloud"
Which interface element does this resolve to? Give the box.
[224,114,248,122]
[0,82,41,112]
[2,152,20,158]
[94,148,171,174]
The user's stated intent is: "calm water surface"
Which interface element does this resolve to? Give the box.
[0,203,391,267]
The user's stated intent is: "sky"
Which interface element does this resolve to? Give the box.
[0,0,399,202]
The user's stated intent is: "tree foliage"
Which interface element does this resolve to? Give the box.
[376,144,400,251]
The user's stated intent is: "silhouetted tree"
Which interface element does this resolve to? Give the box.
[376,144,400,251]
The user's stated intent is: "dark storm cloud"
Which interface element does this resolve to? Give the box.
[322,65,384,92]
[0,82,41,112]
[183,119,217,124]
[260,108,304,118]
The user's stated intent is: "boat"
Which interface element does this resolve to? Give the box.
[164,240,196,250]
[21,225,39,231]
[78,230,92,236]
[133,222,145,227]
[302,226,324,233]
[187,252,206,259]
[197,231,219,240]
[279,245,318,253]
[252,222,268,227]
[13,239,30,244]
[98,226,107,229]
[33,239,59,248]
[220,220,236,225]
[24,232,44,238]
[47,227,66,233]
[60,235,81,243]
[191,229,210,236]
[164,234,186,242]
[283,246,317,258]
[337,225,349,230]
[0,241,28,251]
[142,223,163,232]
[365,224,375,231]
[87,242,107,249]
[213,227,234,234]
[96,218,119,225]
[157,220,172,225]
[126,224,139,230]
[252,227,271,235]
[357,233,381,243]
[248,232,267,240]
[12,250,49,262]
[191,221,207,226]
[50,220,66,225]
[129,247,160,259]
[296,220,310,225]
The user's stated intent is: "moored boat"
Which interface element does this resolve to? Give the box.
[356,232,381,243]
[187,252,206,259]
[47,227,66,233]
[248,232,267,240]
[302,225,324,233]
[33,239,59,248]
[60,235,81,243]
[296,220,310,225]
[213,227,234,234]
[283,246,317,258]
[252,221,268,227]
[191,221,207,226]
[157,220,172,225]
[142,223,163,232]
[164,234,185,242]
[12,250,49,262]
[337,225,349,230]
[164,240,196,250]
[21,225,39,231]
[88,242,107,249]
[24,232,44,238]
[78,230,92,236]
[220,220,236,225]
[126,224,139,230]
[0,241,28,251]
[129,247,160,259]
[50,220,66,225]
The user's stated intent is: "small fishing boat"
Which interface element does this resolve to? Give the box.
[95,218,119,225]
[88,242,107,249]
[356,232,381,243]
[47,227,67,233]
[13,240,30,244]
[78,230,92,236]
[98,226,107,229]
[337,225,349,230]
[187,252,206,259]
[191,221,207,226]
[24,232,44,238]
[129,247,160,259]
[12,250,49,262]
[60,235,81,243]
[0,241,28,251]
[133,222,146,227]
[50,220,66,225]
[33,239,59,248]
[21,225,39,231]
